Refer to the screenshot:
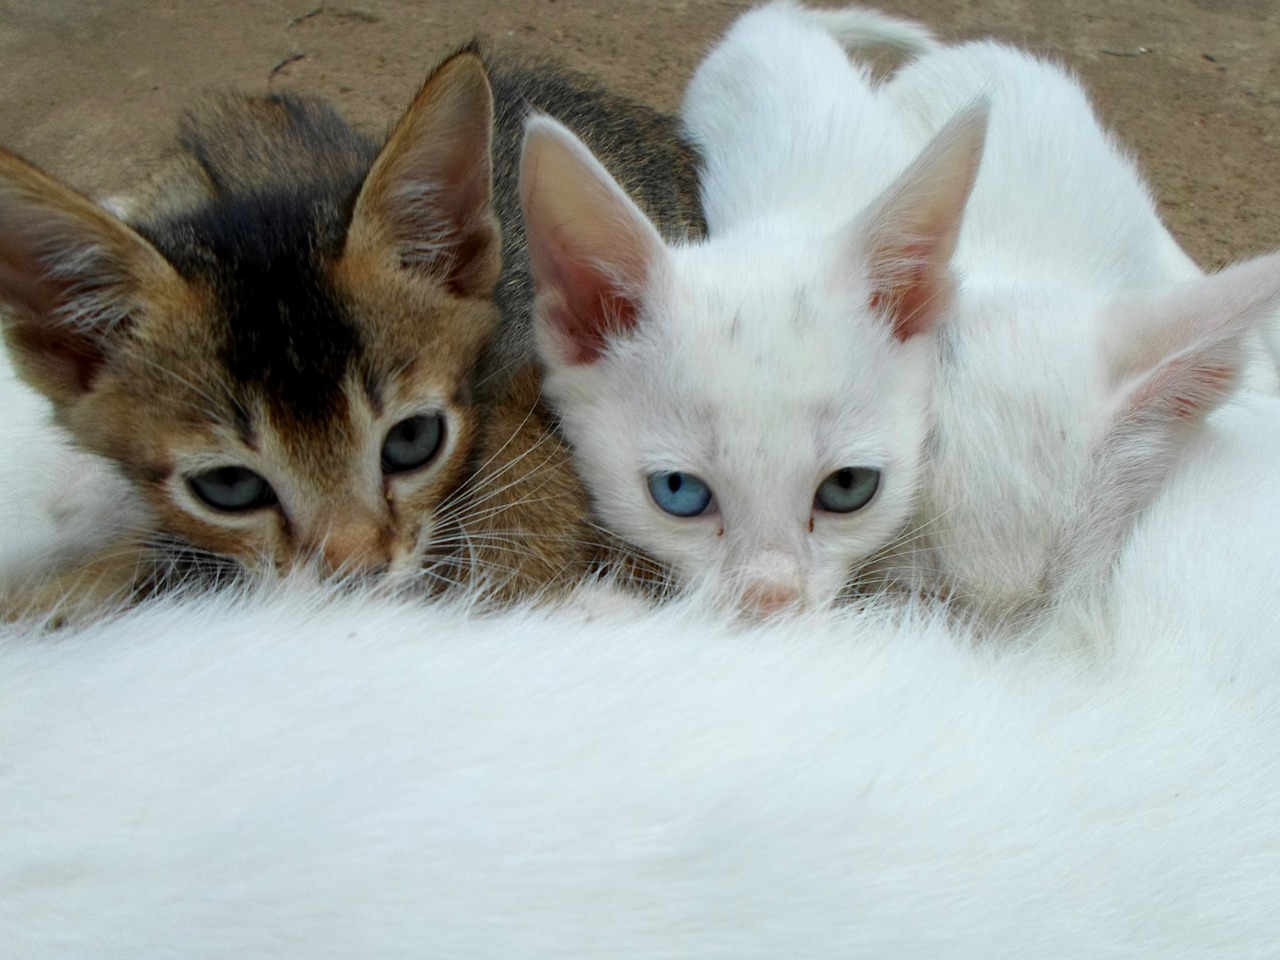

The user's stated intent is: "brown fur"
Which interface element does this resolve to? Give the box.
[447,366,674,603]
[435,366,598,599]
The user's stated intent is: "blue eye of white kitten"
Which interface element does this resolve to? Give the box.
[647,471,715,517]
[188,466,277,513]
[815,467,880,513]
[381,414,445,474]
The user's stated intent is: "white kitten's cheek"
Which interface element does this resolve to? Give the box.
[805,567,851,612]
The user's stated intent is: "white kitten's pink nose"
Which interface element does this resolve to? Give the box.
[737,550,805,618]
[741,580,803,618]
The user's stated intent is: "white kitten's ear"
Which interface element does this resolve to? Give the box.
[0,150,188,404]
[854,103,987,342]
[521,114,667,366]
[1049,251,1280,605]
[1103,251,1280,424]
[347,50,501,298]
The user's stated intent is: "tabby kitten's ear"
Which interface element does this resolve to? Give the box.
[852,104,987,343]
[520,114,668,367]
[0,151,188,405]
[347,50,502,299]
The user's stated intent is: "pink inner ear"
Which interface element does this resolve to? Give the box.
[1123,357,1238,424]
[1172,365,1235,420]
[869,241,948,343]
[543,242,640,366]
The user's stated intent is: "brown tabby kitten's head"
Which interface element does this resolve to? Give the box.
[0,52,502,582]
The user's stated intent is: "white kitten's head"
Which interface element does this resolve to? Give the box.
[924,252,1280,620]
[520,110,984,615]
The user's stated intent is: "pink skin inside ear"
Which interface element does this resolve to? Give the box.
[868,241,948,344]
[542,243,641,366]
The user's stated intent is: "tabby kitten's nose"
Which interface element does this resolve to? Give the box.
[316,518,394,579]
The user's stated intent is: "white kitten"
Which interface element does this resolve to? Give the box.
[797,14,1280,620]
[886,39,1280,620]
[522,4,979,616]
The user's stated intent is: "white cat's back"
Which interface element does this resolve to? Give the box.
[1103,393,1280,676]
[681,1,919,234]
[3,587,1278,957]
[886,40,1193,290]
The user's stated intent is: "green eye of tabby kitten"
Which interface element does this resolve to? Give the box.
[814,467,880,513]
[188,466,278,513]
[381,415,444,474]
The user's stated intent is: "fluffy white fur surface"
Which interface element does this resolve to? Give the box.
[0,354,149,590]
[3,398,1280,958]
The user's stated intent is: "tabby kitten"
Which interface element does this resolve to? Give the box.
[0,46,702,617]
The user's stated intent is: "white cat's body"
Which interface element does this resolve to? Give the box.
[1104,392,1280,676]
[4,10,1280,954]
[884,40,1199,291]
[679,3,923,236]
[4,400,1280,958]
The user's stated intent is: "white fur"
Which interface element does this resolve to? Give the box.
[1103,392,1280,676]
[3,489,1280,957]
[786,20,1280,618]
[0,353,150,590]
[525,5,981,614]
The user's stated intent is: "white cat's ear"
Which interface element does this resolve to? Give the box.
[521,114,667,366]
[1103,251,1280,425]
[348,49,501,299]
[0,150,187,404]
[1049,251,1280,604]
[854,103,987,342]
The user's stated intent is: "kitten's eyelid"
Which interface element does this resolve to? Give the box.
[175,455,256,474]
[170,440,272,475]
[376,394,450,423]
